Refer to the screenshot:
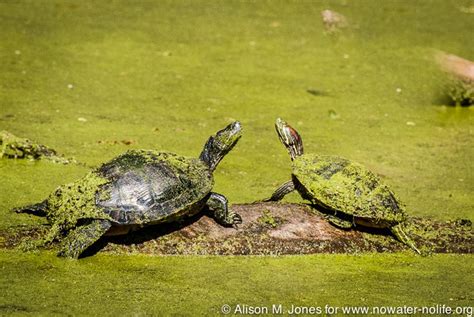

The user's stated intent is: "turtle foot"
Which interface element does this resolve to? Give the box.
[229,212,243,229]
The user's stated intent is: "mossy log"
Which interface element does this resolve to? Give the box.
[435,51,474,105]
[3,203,472,256]
[0,130,76,164]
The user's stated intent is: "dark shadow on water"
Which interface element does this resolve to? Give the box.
[432,89,473,107]
[432,91,453,106]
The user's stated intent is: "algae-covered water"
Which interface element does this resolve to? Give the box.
[1,0,473,315]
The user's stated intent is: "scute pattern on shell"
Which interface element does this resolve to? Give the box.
[292,154,406,224]
[40,149,213,244]
[96,150,213,225]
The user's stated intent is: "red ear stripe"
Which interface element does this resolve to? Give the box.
[288,126,303,156]
[289,127,300,142]
[275,119,304,159]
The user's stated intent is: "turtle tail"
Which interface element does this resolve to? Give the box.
[390,223,421,255]
[13,200,48,217]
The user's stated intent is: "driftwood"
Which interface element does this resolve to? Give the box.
[2,203,472,256]
[435,51,474,82]
[435,51,474,105]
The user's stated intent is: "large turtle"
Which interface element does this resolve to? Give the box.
[15,121,243,258]
[266,118,420,254]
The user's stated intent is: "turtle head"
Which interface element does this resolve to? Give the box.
[199,121,242,172]
[275,118,303,160]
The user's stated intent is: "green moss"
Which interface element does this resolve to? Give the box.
[257,210,279,228]
[406,217,473,253]
[0,130,72,163]
[293,154,406,222]
[447,78,474,106]
[28,149,212,247]
[0,0,472,313]
[103,149,203,174]
[43,172,112,243]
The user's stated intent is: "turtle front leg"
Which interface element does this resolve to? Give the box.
[206,192,242,227]
[264,180,295,201]
[58,219,112,259]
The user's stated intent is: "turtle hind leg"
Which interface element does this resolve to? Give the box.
[390,223,421,255]
[326,215,353,229]
[13,201,48,217]
[58,219,112,259]
[206,192,242,227]
[263,180,295,202]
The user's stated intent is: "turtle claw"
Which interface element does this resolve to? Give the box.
[233,212,242,223]
[207,192,243,227]
[231,213,243,229]
[223,211,242,229]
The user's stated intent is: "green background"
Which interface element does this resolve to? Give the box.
[1,0,472,315]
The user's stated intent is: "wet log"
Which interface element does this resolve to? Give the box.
[4,202,471,256]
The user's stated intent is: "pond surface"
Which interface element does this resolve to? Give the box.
[0,0,472,314]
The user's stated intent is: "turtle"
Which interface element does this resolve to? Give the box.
[14,121,243,258]
[265,118,420,254]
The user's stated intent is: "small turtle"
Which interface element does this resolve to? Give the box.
[266,118,420,254]
[15,121,243,258]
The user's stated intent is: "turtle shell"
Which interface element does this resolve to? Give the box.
[95,149,213,225]
[292,154,406,226]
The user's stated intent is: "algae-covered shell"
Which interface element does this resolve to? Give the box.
[43,149,213,233]
[95,149,213,225]
[292,154,406,226]
[15,121,243,258]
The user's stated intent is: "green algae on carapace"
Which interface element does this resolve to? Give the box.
[293,154,406,225]
[0,130,76,164]
[267,118,421,254]
[103,149,196,172]
[39,171,112,243]
[14,122,243,258]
